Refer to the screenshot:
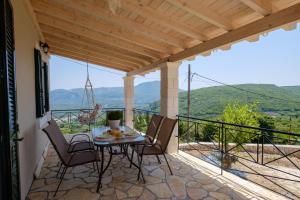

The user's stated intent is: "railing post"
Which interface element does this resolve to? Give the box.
[221,123,224,175]
[262,133,264,165]
[177,115,180,153]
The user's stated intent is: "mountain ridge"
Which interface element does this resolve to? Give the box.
[51,82,300,116]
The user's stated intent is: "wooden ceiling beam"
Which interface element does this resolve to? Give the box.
[44,33,149,66]
[128,3,300,76]
[240,0,272,16]
[49,43,139,70]
[40,24,153,64]
[51,47,134,72]
[166,0,233,30]
[121,0,207,41]
[46,36,142,68]
[48,0,186,49]
[30,0,170,55]
[35,14,161,60]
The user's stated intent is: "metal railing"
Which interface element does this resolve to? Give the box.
[51,108,125,134]
[178,115,300,199]
[131,109,300,199]
[133,108,159,133]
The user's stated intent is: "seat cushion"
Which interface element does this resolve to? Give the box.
[134,144,162,155]
[69,142,94,152]
[67,151,100,167]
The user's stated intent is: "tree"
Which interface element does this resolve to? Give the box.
[222,101,260,151]
[255,115,275,143]
[202,123,218,142]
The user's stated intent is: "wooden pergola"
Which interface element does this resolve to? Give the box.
[27,0,300,75]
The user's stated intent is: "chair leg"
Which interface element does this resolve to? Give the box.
[56,162,62,177]
[137,153,144,182]
[93,162,96,171]
[54,167,67,197]
[156,155,161,164]
[162,153,173,175]
[129,148,134,168]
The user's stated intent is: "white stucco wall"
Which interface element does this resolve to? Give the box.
[12,0,50,199]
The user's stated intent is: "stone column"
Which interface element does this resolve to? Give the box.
[123,75,134,128]
[160,62,180,153]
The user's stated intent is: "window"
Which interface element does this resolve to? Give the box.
[34,49,49,117]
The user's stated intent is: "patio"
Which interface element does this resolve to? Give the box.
[2,1,300,200]
[27,135,278,200]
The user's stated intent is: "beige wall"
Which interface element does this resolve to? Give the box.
[12,0,50,199]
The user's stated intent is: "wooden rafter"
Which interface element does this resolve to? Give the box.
[121,0,207,41]
[240,0,272,15]
[46,0,186,49]
[30,0,171,55]
[44,34,148,66]
[128,3,300,76]
[35,14,161,59]
[51,47,134,72]
[40,24,153,64]
[166,0,233,30]
[45,35,142,68]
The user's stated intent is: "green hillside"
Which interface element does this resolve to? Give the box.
[149,84,300,117]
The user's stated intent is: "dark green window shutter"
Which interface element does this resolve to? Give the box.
[34,48,44,117]
[43,62,50,112]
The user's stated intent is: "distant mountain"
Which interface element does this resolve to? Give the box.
[51,82,300,116]
[50,81,161,109]
[149,84,300,117]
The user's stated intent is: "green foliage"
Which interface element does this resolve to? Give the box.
[134,113,151,133]
[221,102,260,151]
[107,111,123,120]
[256,115,275,143]
[202,124,219,142]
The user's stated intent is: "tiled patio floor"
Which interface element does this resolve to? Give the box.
[27,142,270,200]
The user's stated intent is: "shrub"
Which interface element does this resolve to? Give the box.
[107,111,123,120]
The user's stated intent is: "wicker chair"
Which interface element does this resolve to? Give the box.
[43,122,100,196]
[132,117,177,181]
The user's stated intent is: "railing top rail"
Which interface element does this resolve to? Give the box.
[177,114,300,137]
[133,108,160,114]
[51,107,125,112]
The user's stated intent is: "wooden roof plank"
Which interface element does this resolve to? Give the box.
[240,0,272,15]
[49,0,186,49]
[30,0,171,55]
[35,14,161,59]
[46,37,142,68]
[39,24,153,64]
[44,34,148,66]
[166,0,233,30]
[121,0,207,41]
[128,3,300,76]
[51,47,134,72]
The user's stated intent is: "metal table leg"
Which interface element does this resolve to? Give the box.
[96,146,113,193]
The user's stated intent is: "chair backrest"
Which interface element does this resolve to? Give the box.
[146,115,164,141]
[156,117,178,153]
[43,119,70,165]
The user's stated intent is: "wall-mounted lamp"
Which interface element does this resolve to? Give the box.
[39,41,50,54]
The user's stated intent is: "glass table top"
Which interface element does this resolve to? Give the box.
[91,126,145,146]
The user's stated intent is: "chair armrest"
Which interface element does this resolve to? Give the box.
[68,141,94,152]
[70,134,91,143]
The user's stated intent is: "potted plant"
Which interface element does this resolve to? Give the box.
[107,110,123,129]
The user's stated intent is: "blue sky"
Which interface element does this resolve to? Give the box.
[50,25,300,91]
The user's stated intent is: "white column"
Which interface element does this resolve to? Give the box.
[160,62,180,153]
[124,75,134,128]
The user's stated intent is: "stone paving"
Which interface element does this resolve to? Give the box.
[27,143,265,200]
